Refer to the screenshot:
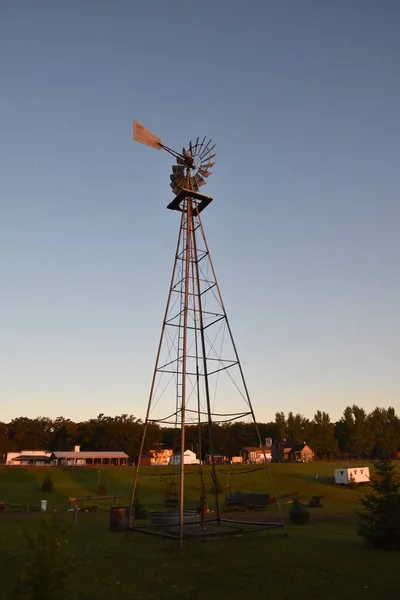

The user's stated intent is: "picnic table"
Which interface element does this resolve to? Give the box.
[308,495,324,508]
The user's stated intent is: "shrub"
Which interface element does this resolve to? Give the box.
[357,457,400,550]
[97,483,108,496]
[14,516,74,600]
[289,497,310,525]
[40,476,54,493]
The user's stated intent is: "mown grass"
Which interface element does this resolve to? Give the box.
[1,463,399,599]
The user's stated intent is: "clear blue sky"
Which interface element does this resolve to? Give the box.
[1,1,399,424]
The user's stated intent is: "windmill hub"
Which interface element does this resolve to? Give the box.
[177,151,195,168]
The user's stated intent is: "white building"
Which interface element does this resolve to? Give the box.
[334,467,370,485]
[6,446,128,467]
[169,449,200,465]
[231,456,243,464]
[6,450,52,466]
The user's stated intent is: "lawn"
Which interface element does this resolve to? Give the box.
[0,463,399,599]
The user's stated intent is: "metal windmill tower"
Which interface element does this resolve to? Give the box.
[129,121,283,547]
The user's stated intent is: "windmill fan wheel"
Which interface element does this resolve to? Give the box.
[170,137,216,195]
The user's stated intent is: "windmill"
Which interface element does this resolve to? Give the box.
[129,121,284,547]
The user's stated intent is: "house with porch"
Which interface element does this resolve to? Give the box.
[149,447,174,465]
[271,441,314,462]
[240,446,272,464]
[6,450,52,466]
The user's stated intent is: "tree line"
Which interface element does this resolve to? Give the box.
[0,405,399,462]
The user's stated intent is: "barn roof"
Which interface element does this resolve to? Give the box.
[51,451,128,459]
[242,447,271,452]
[291,443,308,452]
[11,454,51,461]
[274,441,309,451]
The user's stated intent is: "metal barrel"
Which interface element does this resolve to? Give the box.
[109,506,129,532]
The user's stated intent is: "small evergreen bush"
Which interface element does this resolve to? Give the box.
[40,476,54,493]
[357,457,400,550]
[14,516,74,600]
[97,483,108,496]
[289,497,310,525]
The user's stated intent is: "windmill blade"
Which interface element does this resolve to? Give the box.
[170,173,185,186]
[197,138,207,154]
[170,172,185,183]
[170,166,186,189]
[194,174,206,187]
[171,178,186,189]
[199,162,215,169]
[200,143,215,160]
[191,144,200,158]
[191,137,200,153]
[198,169,211,178]
[133,120,162,149]
[198,139,212,156]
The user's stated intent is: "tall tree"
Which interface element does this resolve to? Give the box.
[368,407,400,458]
[50,417,77,451]
[309,411,338,459]
[0,421,13,458]
[8,417,53,450]
[274,412,287,440]
[337,405,374,458]
[286,412,310,442]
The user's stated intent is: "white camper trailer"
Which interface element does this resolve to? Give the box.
[334,467,370,485]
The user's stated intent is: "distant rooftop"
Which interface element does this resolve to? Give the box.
[11,454,51,461]
[51,451,128,459]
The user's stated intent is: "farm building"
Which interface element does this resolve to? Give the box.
[334,467,370,485]
[6,450,52,466]
[169,449,200,465]
[240,447,271,463]
[6,446,128,467]
[51,447,128,466]
[149,448,174,465]
[205,454,226,465]
[271,441,314,462]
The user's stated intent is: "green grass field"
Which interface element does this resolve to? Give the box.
[1,463,399,599]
